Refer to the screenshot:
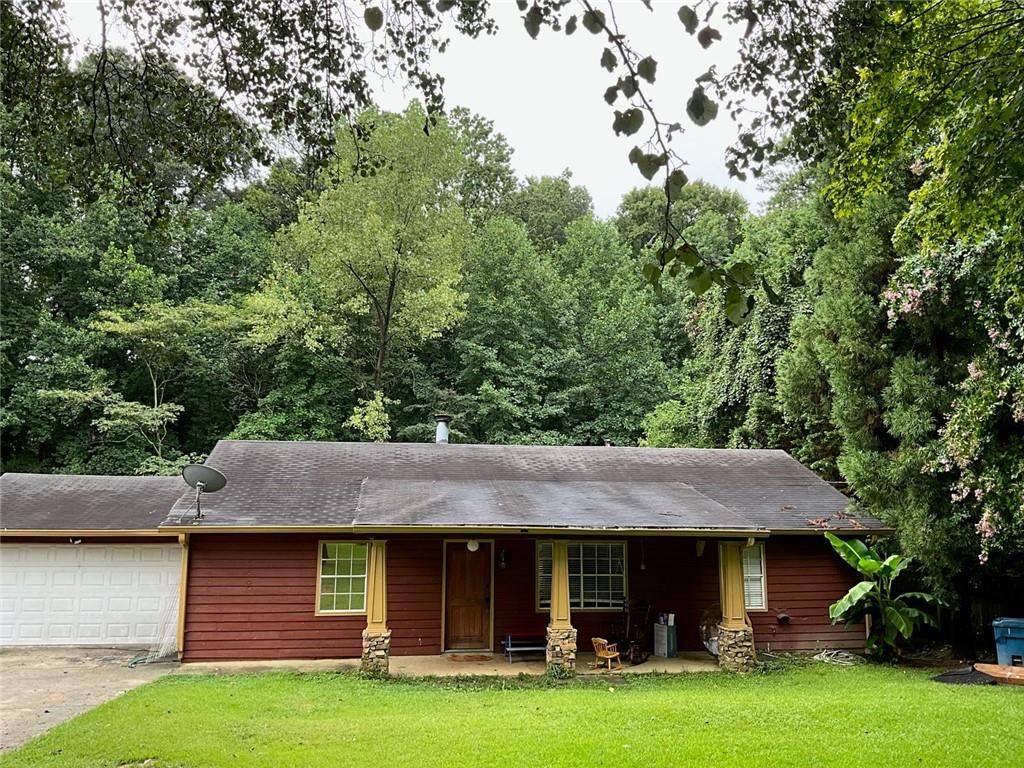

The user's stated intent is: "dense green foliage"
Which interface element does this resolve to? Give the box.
[1,72,672,466]
[642,1,1024,631]
[3,667,1023,767]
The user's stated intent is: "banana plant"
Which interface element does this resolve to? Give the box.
[825,532,940,658]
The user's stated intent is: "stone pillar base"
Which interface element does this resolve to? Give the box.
[717,624,756,673]
[546,625,578,673]
[361,629,391,674]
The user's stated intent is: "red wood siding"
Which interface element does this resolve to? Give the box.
[182,532,863,661]
[491,535,863,654]
[751,536,865,651]
[490,536,721,653]
[184,533,444,661]
[388,538,443,656]
[492,537,545,645]
[185,534,362,661]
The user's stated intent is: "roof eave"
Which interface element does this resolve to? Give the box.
[767,526,895,536]
[157,523,771,537]
[0,528,177,537]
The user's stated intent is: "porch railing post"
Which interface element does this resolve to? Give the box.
[719,542,747,630]
[362,539,390,674]
[546,540,577,673]
[718,541,756,672]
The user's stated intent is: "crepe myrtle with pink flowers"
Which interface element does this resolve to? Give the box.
[883,236,1023,578]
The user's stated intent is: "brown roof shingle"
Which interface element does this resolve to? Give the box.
[1,473,185,531]
[161,441,885,532]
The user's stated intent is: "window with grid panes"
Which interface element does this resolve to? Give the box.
[537,541,626,610]
[317,542,368,613]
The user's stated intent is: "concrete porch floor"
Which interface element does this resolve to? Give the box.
[177,651,719,677]
[395,651,719,676]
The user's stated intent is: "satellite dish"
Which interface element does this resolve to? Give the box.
[182,464,227,493]
[181,464,227,520]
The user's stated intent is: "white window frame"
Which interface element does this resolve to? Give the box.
[315,540,369,615]
[536,540,628,612]
[741,542,767,611]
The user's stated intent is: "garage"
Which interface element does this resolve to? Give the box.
[0,542,180,646]
[0,473,186,649]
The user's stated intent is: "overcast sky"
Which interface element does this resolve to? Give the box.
[64,0,767,217]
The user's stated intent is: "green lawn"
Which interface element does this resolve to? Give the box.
[3,665,1022,767]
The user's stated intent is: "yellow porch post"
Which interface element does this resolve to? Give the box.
[549,540,572,629]
[365,539,388,632]
[718,541,756,672]
[175,532,190,660]
[546,540,577,671]
[719,541,747,630]
[362,539,390,673]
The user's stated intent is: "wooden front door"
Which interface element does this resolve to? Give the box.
[444,542,492,650]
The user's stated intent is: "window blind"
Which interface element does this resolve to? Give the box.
[741,543,765,610]
[537,541,626,610]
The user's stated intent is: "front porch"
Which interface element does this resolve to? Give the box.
[364,536,759,675]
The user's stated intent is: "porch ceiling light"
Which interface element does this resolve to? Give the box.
[466,539,480,552]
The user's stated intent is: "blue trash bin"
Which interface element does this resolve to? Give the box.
[992,617,1024,667]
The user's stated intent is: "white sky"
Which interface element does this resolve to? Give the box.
[63,0,767,217]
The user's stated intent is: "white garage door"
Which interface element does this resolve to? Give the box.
[0,543,180,646]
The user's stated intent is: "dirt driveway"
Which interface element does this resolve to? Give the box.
[0,647,175,751]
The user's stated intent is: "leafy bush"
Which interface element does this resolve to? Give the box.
[825,532,939,658]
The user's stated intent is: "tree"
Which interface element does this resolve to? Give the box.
[453,217,576,443]
[615,181,748,258]
[749,1,1024,617]
[640,176,812,450]
[2,7,262,209]
[168,203,274,302]
[34,0,725,188]
[279,103,471,394]
[91,300,237,466]
[11,0,849,313]
[345,391,397,443]
[240,158,321,235]
[729,2,1023,235]
[616,181,752,374]
[554,218,669,445]
[504,171,593,251]
[448,107,517,227]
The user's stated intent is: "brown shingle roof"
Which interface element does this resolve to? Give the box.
[0,473,185,531]
[161,441,885,532]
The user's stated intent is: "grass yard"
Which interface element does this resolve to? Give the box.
[2,664,1022,767]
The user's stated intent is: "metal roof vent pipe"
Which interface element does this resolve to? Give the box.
[434,414,451,444]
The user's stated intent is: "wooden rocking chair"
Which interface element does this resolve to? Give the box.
[590,637,622,671]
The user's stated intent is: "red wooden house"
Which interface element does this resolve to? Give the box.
[1,427,886,673]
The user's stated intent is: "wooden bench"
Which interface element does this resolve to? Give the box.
[502,633,547,663]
